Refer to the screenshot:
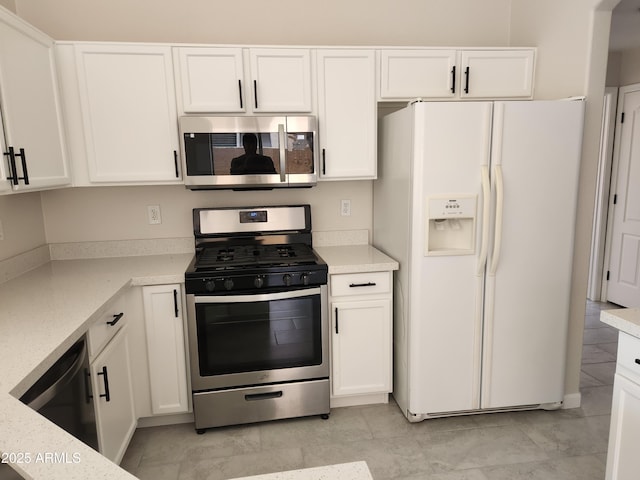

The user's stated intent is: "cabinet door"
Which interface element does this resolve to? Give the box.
[249,48,312,112]
[459,49,534,99]
[75,44,181,183]
[379,49,457,99]
[317,50,376,180]
[0,11,69,192]
[331,299,392,396]
[142,284,189,415]
[91,325,136,464]
[606,373,640,480]
[175,47,245,113]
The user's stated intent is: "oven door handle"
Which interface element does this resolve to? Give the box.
[192,287,322,304]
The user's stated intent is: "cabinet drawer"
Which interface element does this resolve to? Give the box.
[617,332,640,384]
[87,293,127,361]
[330,272,391,297]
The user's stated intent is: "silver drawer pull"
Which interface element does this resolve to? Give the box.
[245,391,283,402]
[349,282,376,288]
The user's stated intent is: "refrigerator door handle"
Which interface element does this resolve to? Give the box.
[489,164,504,275]
[477,165,491,275]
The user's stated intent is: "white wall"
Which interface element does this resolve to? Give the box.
[41,182,372,243]
[0,192,46,260]
[619,47,640,85]
[0,0,14,12]
[15,0,512,46]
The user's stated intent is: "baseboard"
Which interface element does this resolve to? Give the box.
[562,392,582,409]
[330,393,389,408]
[137,412,194,428]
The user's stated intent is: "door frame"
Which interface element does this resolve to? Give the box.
[588,86,618,301]
[600,83,640,303]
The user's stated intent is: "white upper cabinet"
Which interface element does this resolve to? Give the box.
[174,47,312,114]
[459,49,535,98]
[379,48,535,100]
[175,47,245,113]
[249,48,312,112]
[0,9,70,193]
[73,43,181,184]
[317,49,376,180]
[379,49,457,100]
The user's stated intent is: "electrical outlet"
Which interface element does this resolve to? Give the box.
[0,219,4,241]
[340,199,351,217]
[147,205,162,225]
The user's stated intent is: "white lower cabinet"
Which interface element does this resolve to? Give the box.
[606,332,640,480]
[332,299,392,396]
[90,325,136,464]
[607,373,640,480]
[142,284,189,416]
[329,271,393,407]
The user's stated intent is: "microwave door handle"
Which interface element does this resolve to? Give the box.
[278,124,286,183]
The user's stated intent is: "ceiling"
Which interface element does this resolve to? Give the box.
[609,0,640,51]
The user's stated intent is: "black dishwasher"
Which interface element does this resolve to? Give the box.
[19,337,99,449]
[1,338,99,479]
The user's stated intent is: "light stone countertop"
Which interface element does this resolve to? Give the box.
[0,250,379,480]
[600,307,640,338]
[0,253,193,480]
[314,245,398,274]
[229,461,373,480]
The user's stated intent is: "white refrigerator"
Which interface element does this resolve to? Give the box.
[373,100,585,420]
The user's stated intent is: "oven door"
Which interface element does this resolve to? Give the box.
[187,286,328,391]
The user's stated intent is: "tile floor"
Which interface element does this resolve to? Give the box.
[121,301,621,480]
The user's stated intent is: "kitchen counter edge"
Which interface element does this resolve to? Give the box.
[600,307,640,339]
[314,244,398,274]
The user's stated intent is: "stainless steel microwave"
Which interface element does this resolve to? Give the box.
[179,116,317,190]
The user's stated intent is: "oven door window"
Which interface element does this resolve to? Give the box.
[195,293,321,376]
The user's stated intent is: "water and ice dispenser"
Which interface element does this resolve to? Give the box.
[425,196,477,256]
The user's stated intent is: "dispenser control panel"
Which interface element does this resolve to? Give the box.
[429,196,476,218]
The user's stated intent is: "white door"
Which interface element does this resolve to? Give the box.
[379,49,457,99]
[316,49,376,180]
[91,326,136,464]
[459,50,534,99]
[606,373,640,480]
[481,100,585,409]
[75,44,180,183]
[331,299,392,397]
[408,101,493,414]
[142,285,189,415]
[248,48,311,112]
[606,86,640,308]
[0,12,70,191]
[174,47,245,113]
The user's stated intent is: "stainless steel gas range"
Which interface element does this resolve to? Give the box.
[184,205,330,432]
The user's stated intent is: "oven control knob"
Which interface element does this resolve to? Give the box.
[300,273,310,286]
[283,274,292,287]
[254,276,264,288]
[205,280,216,292]
[223,278,234,291]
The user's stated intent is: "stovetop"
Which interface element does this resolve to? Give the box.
[194,243,319,271]
[186,205,327,294]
